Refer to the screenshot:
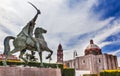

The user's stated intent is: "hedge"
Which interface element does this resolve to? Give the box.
[62,68,75,76]
[100,72,120,76]
[83,74,98,76]
[0,61,63,69]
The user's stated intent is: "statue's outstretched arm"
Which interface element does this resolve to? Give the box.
[28,2,41,22]
[32,10,41,22]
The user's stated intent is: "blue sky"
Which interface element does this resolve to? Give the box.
[92,0,120,53]
[93,0,120,20]
[0,0,120,65]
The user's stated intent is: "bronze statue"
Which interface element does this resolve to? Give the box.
[3,2,53,67]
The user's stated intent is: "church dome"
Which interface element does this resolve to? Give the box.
[85,40,102,55]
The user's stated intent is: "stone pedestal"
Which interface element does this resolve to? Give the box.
[0,66,61,76]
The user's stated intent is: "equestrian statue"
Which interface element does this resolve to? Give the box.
[3,2,53,67]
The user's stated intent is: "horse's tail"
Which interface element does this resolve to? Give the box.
[3,36,15,56]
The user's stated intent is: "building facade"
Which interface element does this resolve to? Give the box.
[64,40,118,74]
[0,54,20,61]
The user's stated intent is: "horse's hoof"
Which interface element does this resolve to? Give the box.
[46,56,49,59]
[46,54,51,59]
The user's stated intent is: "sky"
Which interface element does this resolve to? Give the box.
[0,0,120,66]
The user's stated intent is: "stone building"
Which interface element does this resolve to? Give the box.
[57,44,63,63]
[64,40,118,74]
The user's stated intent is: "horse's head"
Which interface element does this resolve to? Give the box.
[34,27,47,34]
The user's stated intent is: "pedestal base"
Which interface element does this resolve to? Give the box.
[0,66,61,76]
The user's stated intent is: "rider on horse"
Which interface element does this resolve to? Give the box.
[17,4,41,54]
[3,2,53,66]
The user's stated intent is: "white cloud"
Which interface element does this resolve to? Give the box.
[94,20,120,45]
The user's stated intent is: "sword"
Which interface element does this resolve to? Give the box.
[28,2,41,14]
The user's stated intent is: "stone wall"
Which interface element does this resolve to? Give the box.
[0,66,61,76]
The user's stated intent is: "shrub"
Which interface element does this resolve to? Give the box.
[100,70,120,76]
[62,68,75,76]
[0,61,63,69]
[83,74,97,76]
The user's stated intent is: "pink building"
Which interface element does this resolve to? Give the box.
[64,40,118,74]
[0,54,20,61]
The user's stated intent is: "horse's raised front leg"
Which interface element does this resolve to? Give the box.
[45,48,53,59]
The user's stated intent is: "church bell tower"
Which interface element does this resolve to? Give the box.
[57,44,63,63]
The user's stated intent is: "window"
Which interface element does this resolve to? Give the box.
[98,58,101,63]
[82,60,85,64]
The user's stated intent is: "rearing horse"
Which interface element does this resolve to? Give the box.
[3,27,53,66]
